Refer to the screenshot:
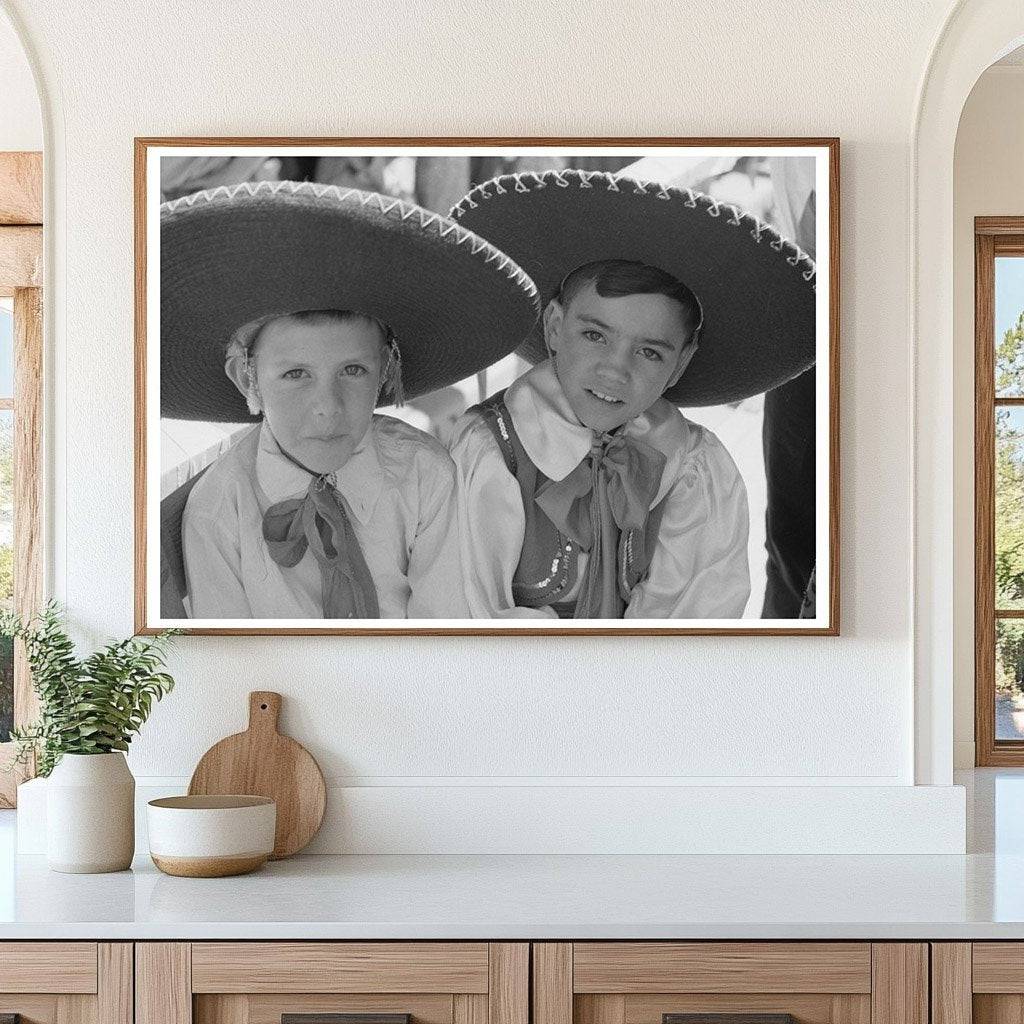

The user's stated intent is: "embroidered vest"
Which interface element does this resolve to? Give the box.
[473,390,667,619]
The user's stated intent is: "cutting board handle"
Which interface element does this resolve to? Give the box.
[248,691,282,734]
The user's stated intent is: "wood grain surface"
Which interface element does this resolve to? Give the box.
[489,944,529,1024]
[188,691,326,858]
[534,944,573,1024]
[930,944,971,1024]
[191,942,489,994]
[0,152,42,225]
[972,943,1024,991]
[623,994,836,1024]
[870,945,927,1024]
[136,943,192,1024]
[0,226,41,294]
[577,996,626,1024]
[973,994,1024,1024]
[453,994,488,1024]
[228,995,451,1024]
[573,943,872,994]
[98,944,133,1024]
[0,942,97,993]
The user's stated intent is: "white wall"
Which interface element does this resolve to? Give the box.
[0,0,973,851]
[952,65,1024,768]
[0,7,39,150]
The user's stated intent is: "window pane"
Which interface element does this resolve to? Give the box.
[996,256,1024,397]
[0,300,12,399]
[0,410,12,742]
[996,407,1024,609]
[998,620,1024,739]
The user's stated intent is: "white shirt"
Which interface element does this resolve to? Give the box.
[182,416,467,619]
[448,360,751,620]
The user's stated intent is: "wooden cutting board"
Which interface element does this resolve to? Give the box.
[188,691,326,859]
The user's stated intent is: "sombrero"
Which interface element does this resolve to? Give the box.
[160,180,540,421]
[450,169,817,407]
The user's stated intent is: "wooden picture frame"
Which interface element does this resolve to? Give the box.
[135,137,840,636]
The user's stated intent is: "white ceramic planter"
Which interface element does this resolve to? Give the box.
[46,752,135,873]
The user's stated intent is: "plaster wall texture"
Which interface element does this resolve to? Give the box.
[0,8,40,151]
[953,66,1024,769]
[0,0,984,851]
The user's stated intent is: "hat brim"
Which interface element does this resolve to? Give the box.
[450,169,817,407]
[160,181,540,422]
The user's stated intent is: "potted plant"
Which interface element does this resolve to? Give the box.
[2,603,177,873]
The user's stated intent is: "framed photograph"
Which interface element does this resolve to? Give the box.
[135,137,838,636]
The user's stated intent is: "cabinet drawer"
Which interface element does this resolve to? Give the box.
[973,943,1024,992]
[572,943,872,994]
[191,943,490,993]
[139,942,528,1024]
[0,942,130,1024]
[0,942,98,993]
[534,943,925,1024]
[935,942,1024,1024]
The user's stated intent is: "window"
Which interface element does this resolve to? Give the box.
[0,151,43,805]
[0,299,12,744]
[975,220,1024,764]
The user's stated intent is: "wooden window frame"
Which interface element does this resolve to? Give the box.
[0,151,43,806]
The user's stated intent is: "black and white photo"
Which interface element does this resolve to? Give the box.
[136,140,837,634]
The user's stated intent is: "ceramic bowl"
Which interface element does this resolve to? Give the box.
[147,795,276,877]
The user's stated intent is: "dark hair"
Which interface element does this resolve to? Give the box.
[555,259,703,340]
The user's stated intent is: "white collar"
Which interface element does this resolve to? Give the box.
[254,420,382,525]
[504,360,693,495]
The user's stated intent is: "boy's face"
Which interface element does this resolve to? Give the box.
[545,281,697,433]
[251,316,385,473]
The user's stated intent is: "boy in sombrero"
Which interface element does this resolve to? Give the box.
[449,169,817,619]
[159,181,539,620]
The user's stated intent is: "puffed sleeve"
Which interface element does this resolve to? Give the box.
[405,447,471,618]
[448,412,558,619]
[626,427,750,619]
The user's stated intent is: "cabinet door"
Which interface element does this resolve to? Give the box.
[137,942,528,1024]
[534,943,927,1024]
[0,942,132,1024]
[937,942,1024,1024]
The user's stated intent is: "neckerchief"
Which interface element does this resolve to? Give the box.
[535,431,666,618]
[261,444,380,619]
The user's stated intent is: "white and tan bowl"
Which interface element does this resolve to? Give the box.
[147,795,276,878]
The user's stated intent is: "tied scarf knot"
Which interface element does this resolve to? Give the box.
[535,431,666,618]
[262,474,380,619]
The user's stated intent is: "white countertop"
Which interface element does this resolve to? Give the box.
[0,848,1023,940]
[1,769,1021,941]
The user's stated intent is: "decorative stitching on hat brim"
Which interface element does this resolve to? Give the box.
[449,169,817,287]
[161,179,540,300]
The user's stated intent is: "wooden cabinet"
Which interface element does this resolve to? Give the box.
[931,943,1024,1024]
[0,938,939,1024]
[0,942,132,1024]
[136,943,528,1024]
[532,943,928,1024]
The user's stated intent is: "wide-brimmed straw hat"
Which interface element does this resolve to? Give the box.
[160,180,540,421]
[450,169,817,407]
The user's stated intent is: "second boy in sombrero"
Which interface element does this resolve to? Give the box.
[159,180,539,621]
[449,169,817,620]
